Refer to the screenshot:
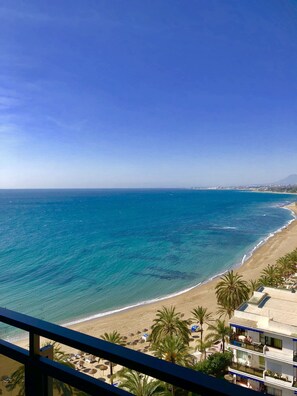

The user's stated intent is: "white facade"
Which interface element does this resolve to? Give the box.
[228,287,297,396]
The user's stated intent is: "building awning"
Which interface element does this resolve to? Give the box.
[229,317,263,333]
[230,323,263,334]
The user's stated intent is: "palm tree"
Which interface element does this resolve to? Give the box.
[151,335,190,366]
[215,270,249,318]
[150,306,190,345]
[205,320,230,353]
[119,369,161,396]
[258,264,282,287]
[191,306,212,349]
[6,342,75,396]
[195,339,213,361]
[247,279,260,297]
[101,330,126,384]
[277,256,296,279]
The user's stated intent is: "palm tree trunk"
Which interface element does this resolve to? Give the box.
[222,338,225,353]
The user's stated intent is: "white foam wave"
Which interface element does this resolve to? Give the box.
[63,204,297,328]
[240,205,296,265]
[9,203,297,341]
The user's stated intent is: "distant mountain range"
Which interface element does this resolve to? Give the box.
[271,174,297,186]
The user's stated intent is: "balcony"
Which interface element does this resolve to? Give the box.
[293,351,297,362]
[0,307,260,396]
[229,336,264,353]
[264,370,292,388]
[230,362,264,378]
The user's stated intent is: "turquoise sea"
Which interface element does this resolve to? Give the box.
[0,189,295,339]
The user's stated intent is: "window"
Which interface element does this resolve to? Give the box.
[260,335,282,349]
[266,386,282,396]
[236,350,249,365]
[259,356,265,369]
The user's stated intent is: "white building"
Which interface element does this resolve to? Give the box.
[228,287,297,396]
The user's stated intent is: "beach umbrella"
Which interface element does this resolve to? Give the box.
[104,361,110,365]
[123,336,128,340]
[137,330,141,334]
[95,364,101,369]
[98,377,106,382]
[129,333,134,337]
[143,328,148,332]
[90,368,97,375]
[99,364,108,375]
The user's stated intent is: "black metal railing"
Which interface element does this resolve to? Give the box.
[293,351,297,362]
[229,337,264,353]
[0,307,260,396]
[230,362,264,378]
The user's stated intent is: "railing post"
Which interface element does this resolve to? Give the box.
[25,333,53,396]
[40,344,54,396]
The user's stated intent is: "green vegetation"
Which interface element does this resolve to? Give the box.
[258,248,297,288]
[150,306,190,345]
[194,351,232,377]
[258,264,282,287]
[151,335,190,365]
[118,369,162,396]
[100,330,126,384]
[215,270,249,318]
[205,320,230,353]
[7,248,297,395]
[191,306,212,349]
[6,342,77,396]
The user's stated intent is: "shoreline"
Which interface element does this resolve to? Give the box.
[44,202,297,328]
[11,202,297,351]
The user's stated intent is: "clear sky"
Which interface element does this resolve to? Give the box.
[0,0,296,188]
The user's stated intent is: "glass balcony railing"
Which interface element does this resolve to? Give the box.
[264,370,291,383]
[230,362,264,378]
[229,336,264,353]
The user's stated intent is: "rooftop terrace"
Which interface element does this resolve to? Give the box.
[232,287,297,336]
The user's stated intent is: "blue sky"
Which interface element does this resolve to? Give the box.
[0,0,296,188]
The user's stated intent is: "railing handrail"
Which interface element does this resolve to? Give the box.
[230,361,264,377]
[229,338,264,353]
[0,307,260,396]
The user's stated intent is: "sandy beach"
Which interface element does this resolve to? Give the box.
[1,202,296,395]
[11,203,297,349]
[67,203,297,339]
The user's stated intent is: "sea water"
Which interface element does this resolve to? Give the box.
[0,189,295,339]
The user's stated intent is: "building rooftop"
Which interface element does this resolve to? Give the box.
[230,287,297,337]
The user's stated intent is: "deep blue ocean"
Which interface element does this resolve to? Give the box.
[0,189,295,339]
